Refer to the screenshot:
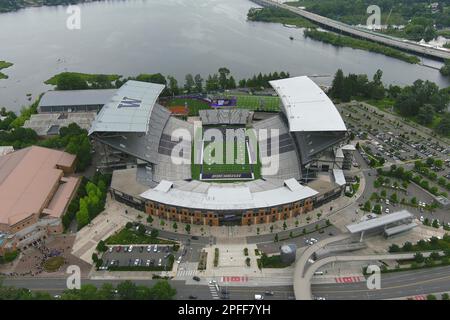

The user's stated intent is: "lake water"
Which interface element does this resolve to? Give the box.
[0,0,449,113]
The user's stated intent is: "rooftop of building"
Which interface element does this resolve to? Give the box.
[0,146,77,226]
[39,89,116,108]
[269,76,347,132]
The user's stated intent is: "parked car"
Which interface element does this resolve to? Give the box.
[147,245,152,252]
[254,294,264,300]
[158,258,162,266]
[193,276,201,282]
[189,295,197,299]
[116,246,121,252]
[264,291,274,296]
[129,245,133,253]
[154,245,158,253]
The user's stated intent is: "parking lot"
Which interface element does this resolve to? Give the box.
[99,244,182,270]
[338,102,450,169]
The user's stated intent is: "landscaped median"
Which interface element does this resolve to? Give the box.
[257,253,292,269]
[105,222,176,245]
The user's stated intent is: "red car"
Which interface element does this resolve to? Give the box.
[115,246,121,252]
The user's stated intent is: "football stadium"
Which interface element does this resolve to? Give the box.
[89,77,353,226]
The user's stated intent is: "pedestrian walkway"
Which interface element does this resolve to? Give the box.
[176,262,199,279]
[208,282,220,300]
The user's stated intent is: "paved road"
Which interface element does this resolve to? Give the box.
[1,278,293,300]
[296,251,438,300]
[252,0,450,60]
[312,265,450,300]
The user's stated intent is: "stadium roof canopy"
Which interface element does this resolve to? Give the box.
[346,210,413,234]
[269,76,347,132]
[140,179,318,211]
[89,81,165,135]
[39,89,116,108]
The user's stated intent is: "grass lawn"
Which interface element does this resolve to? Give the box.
[105,228,175,245]
[257,254,292,268]
[168,98,210,116]
[43,256,65,272]
[224,94,280,112]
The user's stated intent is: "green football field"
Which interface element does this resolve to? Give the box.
[202,140,251,175]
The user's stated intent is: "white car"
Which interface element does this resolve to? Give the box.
[158,258,162,266]
[308,258,315,264]
[147,245,152,252]
[385,208,390,214]
[419,216,424,222]
[153,245,158,253]
[310,238,318,243]
[254,294,264,300]
[129,245,133,253]
[134,258,140,266]
[109,247,113,253]
[146,259,151,266]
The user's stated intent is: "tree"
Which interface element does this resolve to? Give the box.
[274,233,279,242]
[330,69,345,100]
[96,240,107,253]
[426,294,437,300]
[373,204,382,215]
[403,242,413,252]
[218,67,230,90]
[117,280,138,300]
[184,74,195,93]
[167,76,179,96]
[270,225,274,233]
[146,216,153,224]
[185,224,191,234]
[194,74,203,93]
[76,206,89,229]
[149,280,177,300]
[172,222,178,231]
[389,244,401,253]
[282,221,287,230]
[150,229,159,239]
[56,73,89,90]
[414,252,424,264]
[363,201,372,212]
[442,293,449,300]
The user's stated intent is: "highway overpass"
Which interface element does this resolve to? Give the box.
[251,0,450,61]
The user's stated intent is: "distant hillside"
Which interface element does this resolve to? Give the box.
[0,0,101,13]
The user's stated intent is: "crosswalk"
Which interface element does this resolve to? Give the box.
[208,283,220,300]
[176,262,198,279]
[176,269,197,277]
[334,276,364,283]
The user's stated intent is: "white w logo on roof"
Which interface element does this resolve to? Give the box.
[118,97,142,108]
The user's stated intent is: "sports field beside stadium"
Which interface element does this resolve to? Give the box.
[168,98,210,116]
[224,94,280,112]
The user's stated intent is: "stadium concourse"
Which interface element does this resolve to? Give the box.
[89,76,353,226]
